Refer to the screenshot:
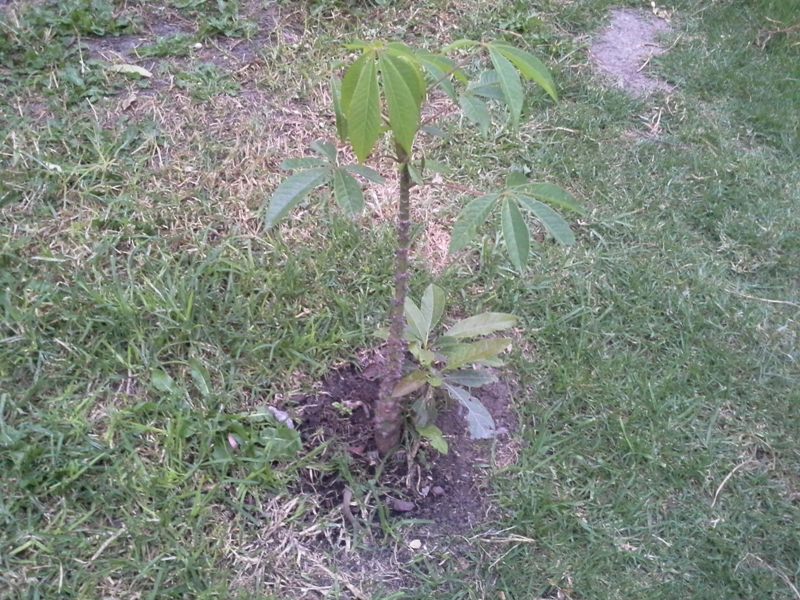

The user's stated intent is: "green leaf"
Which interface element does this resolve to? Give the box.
[416,424,449,454]
[385,41,417,59]
[343,40,372,50]
[344,164,385,184]
[421,125,448,139]
[491,41,558,101]
[151,369,178,394]
[445,313,517,339]
[523,182,585,214]
[441,338,513,370]
[412,396,436,428]
[469,70,504,101]
[392,369,428,398]
[408,344,436,366]
[444,383,496,440]
[188,358,211,397]
[404,297,427,344]
[449,193,498,254]
[384,47,428,101]
[445,368,498,388]
[423,160,451,175]
[311,140,337,162]
[331,77,347,140]
[517,195,576,245]
[332,168,364,216]
[442,38,480,53]
[408,163,424,186]
[421,284,446,339]
[505,170,528,188]
[416,52,460,100]
[459,92,491,135]
[501,198,530,270]
[264,167,331,228]
[489,46,524,128]
[256,425,302,462]
[280,157,328,171]
[345,51,381,162]
[340,52,366,114]
[379,53,422,154]
[107,63,152,78]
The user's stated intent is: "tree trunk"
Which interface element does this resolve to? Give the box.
[374,147,412,456]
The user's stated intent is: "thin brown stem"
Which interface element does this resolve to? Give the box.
[374,144,412,456]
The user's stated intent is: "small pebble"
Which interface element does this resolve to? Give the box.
[388,498,416,512]
[408,539,422,550]
[432,486,445,496]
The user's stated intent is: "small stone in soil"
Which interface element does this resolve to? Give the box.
[387,498,416,512]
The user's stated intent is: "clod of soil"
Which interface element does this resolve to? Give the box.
[590,8,675,97]
[295,352,518,538]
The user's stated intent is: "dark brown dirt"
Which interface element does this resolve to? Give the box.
[80,1,290,78]
[589,8,675,97]
[295,352,519,538]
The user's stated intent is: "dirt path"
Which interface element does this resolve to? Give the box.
[590,8,675,97]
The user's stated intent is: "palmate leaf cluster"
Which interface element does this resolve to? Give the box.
[450,172,587,269]
[391,284,518,452]
[264,38,585,270]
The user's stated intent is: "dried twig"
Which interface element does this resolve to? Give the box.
[711,460,754,508]
[735,553,800,599]
[726,288,800,308]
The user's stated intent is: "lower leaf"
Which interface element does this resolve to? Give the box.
[444,383,496,440]
[416,424,449,454]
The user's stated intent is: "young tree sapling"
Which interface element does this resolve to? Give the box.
[264,39,585,456]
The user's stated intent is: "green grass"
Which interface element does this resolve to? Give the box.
[2,0,799,598]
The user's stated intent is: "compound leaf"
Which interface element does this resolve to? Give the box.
[442,338,513,370]
[280,157,328,170]
[523,182,585,214]
[421,284,446,338]
[445,368,498,388]
[265,167,331,228]
[331,77,347,140]
[442,38,480,53]
[311,140,337,162]
[501,197,530,270]
[345,51,381,162]
[340,52,367,114]
[379,53,422,154]
[416,424,449,454]
[517,195,576,245]
[449,193,498,254]
[332,168,364,216]
[344,164,385,184]
[505,170,528,188]
[469,70,504,101]
[392,369,428,398]
[404,297,427,344]
[445,312,517,339]
[491,41,558,101]
[444,383,496,440]
[459,92,491,135]
[489,46,524,128]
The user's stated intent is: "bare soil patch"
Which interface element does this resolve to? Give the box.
[295,351,518,537]
[231,353,522,598]
[590,8,675,97]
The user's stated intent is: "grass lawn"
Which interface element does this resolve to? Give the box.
[1,0,798,598]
